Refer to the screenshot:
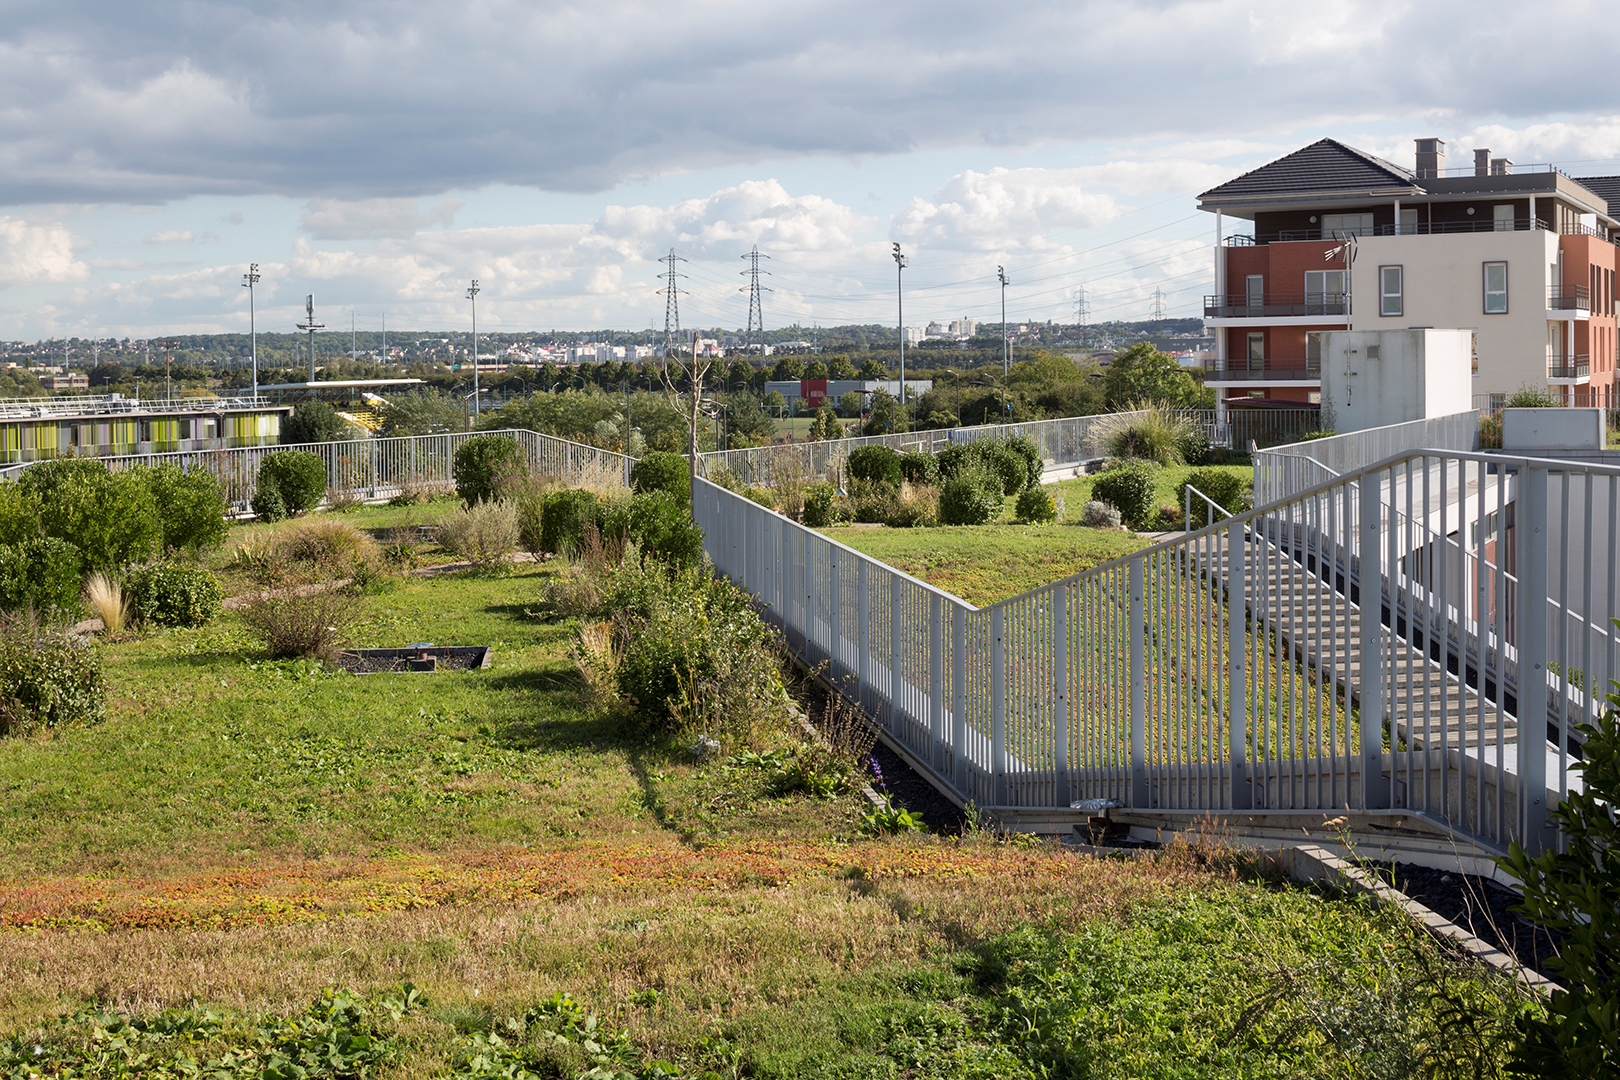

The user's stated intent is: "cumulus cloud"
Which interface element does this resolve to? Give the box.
[0,217,88,285]
[2,0,1617,203]
[894,168,1117,250]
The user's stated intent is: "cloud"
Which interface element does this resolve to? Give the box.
[0,217,88,285]
[3,0,1618,203]
[894,168,1117,251]
[144,229,193,243]
[300,197,463,240]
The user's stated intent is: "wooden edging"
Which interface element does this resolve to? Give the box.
[1282,843,1560,999]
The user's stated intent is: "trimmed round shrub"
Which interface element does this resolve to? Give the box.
[1016,486,1058,524]
[452,434,523,505]
[125,563,224,628]
[631,451,692,501]
[540,488,599,555]
[984,444,1029,496]
[846,445,902,487]
[898,451,939,485]
[802,483,838,528]
[1092,461,1158,530]
[629,490,705,569]
[256,451,327,520]
[1003,436,1043,491]
[0,612,106,736]
[1176,468,1253,528]
[939,464,1003,526]
[936,442,975,480]
[0,538,84,617]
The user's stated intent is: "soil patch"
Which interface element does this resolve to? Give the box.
[1369,860,1563,979]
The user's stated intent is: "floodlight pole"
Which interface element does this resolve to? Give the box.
[892,242,907,430]
[157,339,177,404]
[241,264,260,400]
[998,265,1009,379]
[297,295,325,387]
[467,280,481,417]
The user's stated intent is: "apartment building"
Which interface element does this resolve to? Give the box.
[1199,138,1620,421]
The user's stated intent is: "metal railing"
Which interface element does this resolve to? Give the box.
[1548,354,1591,380]
[1252,412,1481,505]
[1203,359,1320,382]
[1549,284,1591,311]
[0,428,632,511]
[697,442,1614,856]
[1183,484,1234,532]
[1222,409,1325,452]
[1204,294,1349,319]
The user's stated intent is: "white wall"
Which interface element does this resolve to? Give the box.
[1353,229,1557,396]
[1320,329,1474,433]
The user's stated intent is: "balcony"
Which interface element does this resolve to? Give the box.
[1204,293,1348,319]
[1549,284,1591,312]
[1203,359,1321,382]
[1547,354,1590,381]
[1228,218,1620,246]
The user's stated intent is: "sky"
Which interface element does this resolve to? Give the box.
[3,0,1620,344]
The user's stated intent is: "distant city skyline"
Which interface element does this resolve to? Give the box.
[2,0,1618,341]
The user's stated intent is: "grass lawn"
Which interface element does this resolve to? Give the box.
[0,512,1533,1077]
[820,523,1148,606]
[1050,463,1255,523]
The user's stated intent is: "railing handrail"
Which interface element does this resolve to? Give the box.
[1182,483,1233,533]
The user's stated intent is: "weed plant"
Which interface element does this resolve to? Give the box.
[438,499,522,574]
[0,610,106,736]
[83,572,131,636]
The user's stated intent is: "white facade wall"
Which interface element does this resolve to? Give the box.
[1352,229,1559,396]
[1319,329,1474,433]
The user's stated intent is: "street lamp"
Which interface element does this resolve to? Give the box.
[893,242,907,430]
[241,263,260,399]
[997,265,1010,379]
[466,280,481,417]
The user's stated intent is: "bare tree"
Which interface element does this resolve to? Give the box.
[659,329,714,508]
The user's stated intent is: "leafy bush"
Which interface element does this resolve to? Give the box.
[628,490,704,569]
[898,450,939,485]
[630,451,691,502]
[0,611,106,736]
[452,434,523,506]
[1176,468,1252,528]
[438,499,521,574]
[124,563,224,628]
[540,489,599,555]
[847,445,903,487]
[515,491,547,557]
[1016,486,1058,524]
[280,401,351,444]
[802,482,839,527]
[849,477,893,524]
[138,464,229,554]
[1003,436,1043,491]
[936,442,976,480]
[1080,500,1122,528]
[255,451,327,520]
[1479,412,1503,450]
[1092,461,1158,529]
[1505,385,1561,408]
[939,464,1003,526]
[1499,692,1620,1076]
[983,443,1030,496]
[1177,425,1215,466]
[19,458,160,571]
[0,538,83,617]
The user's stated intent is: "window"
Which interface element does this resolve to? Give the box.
[1245,274,1264,313]
[1398,208,1418,235]
[1246,334,1264,362]
[1379,265,1403,316]
[1304,270,1346,315]
[1321,213,1373,237]
[1494,204,1516,232]
[1306,331,1324,370]
[1483,262,1508,313]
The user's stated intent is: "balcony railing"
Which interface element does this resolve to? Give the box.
[1548,354,1590,380]
[1549,284,1592,311]
[1203,294,1348,318]
[1203,359,1321,381]
[1240,218,1620,247]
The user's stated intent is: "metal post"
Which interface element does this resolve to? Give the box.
[991,606,1007,806]
[929,591,944,772]
[1359,472,1390,808]
[858,559,870,714]
[828,547,841,686]
[1054,587,1071,807]
[1129,557,1148,808]
[952,605,967,794]
[1228,520,1251,809]
[1519,464,1551,852]
[889,579,903,731]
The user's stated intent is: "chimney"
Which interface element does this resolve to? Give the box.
[1474,149,1491,177]
[1415,138,1446,179]
[1491,157,1513,176]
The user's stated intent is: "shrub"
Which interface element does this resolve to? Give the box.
[1479,412,1503,450]
[1080,500,1122,528]
[1176,468,1252,528]
[984,443,1030,496]
[628,491,704,569]
[438,499,521,574]
[898,451,939,485]
[936,442,975,480]
[1100,404,1202,466]
[802,483,839,528]
[1003,436,1043,491]
[278,519,383,580]
[849,477,893,524]
[939,464,1003,526]
[630,451,692,502]
[19,458,160,571]
[452,435,523,506]
[83,573,131,636]
[741,486,775,509]
[124,563,224,628]
[255,451,327,520]
[138,464,229,554]
[0,612,106,736]
[888,484,940,528]
[1016,486,1058,524]
[847,445,903,487]
[1505,385,1561,408]
[541,489,599,555]
[280,401,351,444]
[1499,694,1620,1076]
[0,538,83,617]
[593,489,635,546]
[238,581,362,661]
[1177,425,1215,466]
[1092,461,1158,529]
[515,491,547,558]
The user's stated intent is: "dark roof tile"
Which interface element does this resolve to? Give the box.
[1573,175,1620,219]
[1199,139,1417,202]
